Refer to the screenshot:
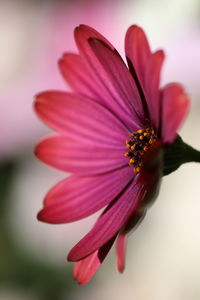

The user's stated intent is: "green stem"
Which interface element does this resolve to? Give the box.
[182,143,200,163]
[163,135,200,176]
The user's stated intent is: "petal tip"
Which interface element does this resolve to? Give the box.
[126,24,146,39]
[74,25,82,37]
[67,252,76,262]
[37,209,45,222]
[34,92,44,110]
[67,248,85,262]
[127,24,140,32]
[58,56,64,66]
[37,208,57,224]
[34,140,44,160]
[118,264,125,273]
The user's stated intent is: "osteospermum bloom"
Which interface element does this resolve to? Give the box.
[35,25,190,285]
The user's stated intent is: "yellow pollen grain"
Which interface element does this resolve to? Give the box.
[124,152,130,157]
[126,127,158,174]
[137,129,143,134]
[149,139,153,144]
[134,167,140,173]
[129,158,135,165]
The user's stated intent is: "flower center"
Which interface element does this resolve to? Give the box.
[124,128,157,173]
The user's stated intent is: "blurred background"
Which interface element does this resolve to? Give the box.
[1,0,200,299]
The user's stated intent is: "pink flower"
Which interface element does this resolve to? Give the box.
[35,25,190,285]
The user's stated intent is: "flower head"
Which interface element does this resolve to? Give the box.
[35,25,189,285]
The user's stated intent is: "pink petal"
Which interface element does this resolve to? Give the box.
[89,38,145,128]
[125,26,165,130]
[125,25,151,86]
[116,233,127,273]
[74,24,115,51]
[37,166,133,223]
[34,91,128,146]
[161,83,190,143]
[68,180,145,261]
[73,235,116,285]
[74,26,142,131]
[144,50,165,130]
[59,53,103,101]
[115,209,147,273]
[59,53,94,96]
[35,135,128,175]
[59,52,140,131]
[73,252,99,285]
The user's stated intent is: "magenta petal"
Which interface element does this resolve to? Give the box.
[115,209,147,273]
[67,180,145,261]
[34,91,128,146]
[74,24,115,51]
[144,50,165,130]
[125,25,165,130]
[125,25,151,86]
[59,51,138,131]
[161,83,190,143]
[73,252,99,285]
[88,38,145,129]
[73,235,116,285]
[35,135,128,175]
[74,27,143,131]
[116,233,127,273]
[37,166,133,223]
[59,53,103,101]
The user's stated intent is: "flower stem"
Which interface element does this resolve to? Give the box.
[182,142,200,163]
[163,135,200,176]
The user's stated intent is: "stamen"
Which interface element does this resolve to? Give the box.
[124,127,157,173]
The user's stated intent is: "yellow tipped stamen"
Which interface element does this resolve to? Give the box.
[129,158,135,165]
[124,152,130,157]
[134,167,140,173]
[137,129,143,134]
[124,127,157,174]
[131,144,135,150]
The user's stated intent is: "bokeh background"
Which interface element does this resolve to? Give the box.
[1,0,200,299]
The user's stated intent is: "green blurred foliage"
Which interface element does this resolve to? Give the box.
[0,162,76,300]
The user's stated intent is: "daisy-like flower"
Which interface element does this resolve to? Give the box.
[35,25,190,285]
